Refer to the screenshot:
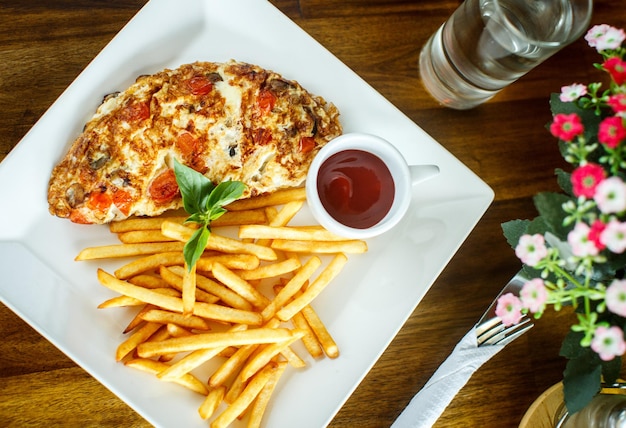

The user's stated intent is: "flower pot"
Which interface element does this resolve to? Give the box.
[520,382,626,427]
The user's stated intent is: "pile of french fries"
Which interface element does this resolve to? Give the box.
[76,187,367,428]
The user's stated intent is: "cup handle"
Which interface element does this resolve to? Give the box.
[409,164,440,186]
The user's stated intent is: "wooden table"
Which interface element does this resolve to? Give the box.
[0,1,619,426]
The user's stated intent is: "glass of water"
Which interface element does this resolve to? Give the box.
[419,0,593,110]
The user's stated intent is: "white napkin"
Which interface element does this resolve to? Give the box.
[391,326,505,428]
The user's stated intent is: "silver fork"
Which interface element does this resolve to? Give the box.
[475,272,534,347]
[392,271,534,428]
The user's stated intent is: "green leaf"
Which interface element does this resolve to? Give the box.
[555,168,573,195]
[173,158,215,215]
[560,330,586,359]
[562,349,602,414]
[533,192,572,240]
[183,226,210,271]
[208,181,246,210]
[501,219,531,249]
[601,355,622,385]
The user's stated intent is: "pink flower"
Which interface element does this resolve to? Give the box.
[600,219,626,253]
[608,94,626,113]
[515,234,548,267]
[594,176,626,214]
[550,113,584,141]
[603,57,626,85]
[588,220,607,251]
[559,83,587,102]
[586,25,626,52]
[591,325,626,361]
[571,163,606,198]
[606,279,626,317]
[568,222,600,257]
[520,278,548,313]
[495,293,524,327]
[598,116,626,148]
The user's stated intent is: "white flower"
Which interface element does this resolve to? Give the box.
[594,176,626,214]
[515,234,548,266]
[559,83,587,102]
[600,219,626,253]
[585,24,626,52]
[568,222,600,257]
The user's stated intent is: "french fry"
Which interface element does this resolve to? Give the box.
[98,269,262,326]
[211,362,282,428]
[76,241,185,261]
[162,221,277,261]
[110,209,266,234]
[97,295,143,308]
[128,274,170,289]
[271,238,368,254]
[115,252,185,279]
[168,265,253,311]
[261,256,322,321]
[225,187,306,211]
[109,216,187,233]
[140,309,211,331]
[247,360,288,428]
[136,328,295,358]
[237,257,301,281]
[182,262,196,315]
[239,225,347,242]
[123,304,155,334]
[211,262,270,309]
[209,343,259,388]
[116,322,162,361]
[198,386,226,420]
[224,370,248,405]
[158,325,249,381]
[125,358,208,395]
[211,209,267,227]
[159,266,219,304]
[239,330,305,382]
[301,304,339,359]
[277,253,348,321]
[117,230,174,244]
[166,323,193,337]
[195,254,260,272]
[291,310,324,359]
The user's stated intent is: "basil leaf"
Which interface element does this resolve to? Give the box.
[173,159,215,214]
[183,226,210,271]
[208,181,246,210]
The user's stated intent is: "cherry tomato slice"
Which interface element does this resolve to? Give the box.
[257,89,276,115]
[113,188,133,216]
[87,189,113,212]
[122,101,150,122]
[252,128,272,146]
[187,76,213,96]
[299,136,316,154]
[149,169,179,204]
[69,210,91,224]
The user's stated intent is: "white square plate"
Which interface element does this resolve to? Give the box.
[0,0,494,427]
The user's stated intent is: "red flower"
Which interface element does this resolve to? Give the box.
[608,94,626,113]
[571,163,606,198]
[599,116,626,148]
[588,220,608,251]
[550,113,584,141]
[603,57,626,85]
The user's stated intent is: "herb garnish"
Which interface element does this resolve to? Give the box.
[173,158,246,271]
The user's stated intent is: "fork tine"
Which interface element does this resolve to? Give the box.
[476,316,533,347]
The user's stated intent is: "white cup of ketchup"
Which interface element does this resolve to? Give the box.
[306,133,439,239]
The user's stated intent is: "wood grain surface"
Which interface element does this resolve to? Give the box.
[0,1,619,427]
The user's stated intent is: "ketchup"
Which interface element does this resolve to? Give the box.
[317,149,394,229]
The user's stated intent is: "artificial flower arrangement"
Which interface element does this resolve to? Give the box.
[495,24,626,414]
